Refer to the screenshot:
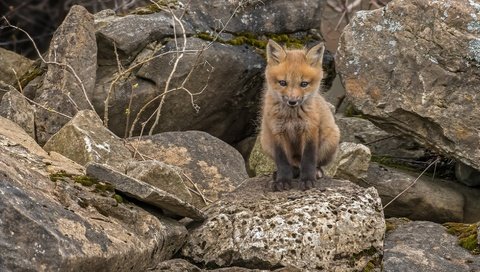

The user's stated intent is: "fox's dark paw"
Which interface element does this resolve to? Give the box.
[299,178,315,191]
[273,178,292,191]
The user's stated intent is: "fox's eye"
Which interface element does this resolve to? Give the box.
[300,81,309,88]
[278,80,287,87]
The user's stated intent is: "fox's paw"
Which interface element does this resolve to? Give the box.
[299,178,315,191]
[273,178,292,191]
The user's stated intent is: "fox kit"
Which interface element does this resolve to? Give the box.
[260,40,340,191]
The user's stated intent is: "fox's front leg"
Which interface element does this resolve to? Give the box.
[273,144,293,191]
[299,140,317,190]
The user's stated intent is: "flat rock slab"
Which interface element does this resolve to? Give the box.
[86,162,206,221]
[384,221,480,272]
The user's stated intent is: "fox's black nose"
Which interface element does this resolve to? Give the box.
[287,100,299,107]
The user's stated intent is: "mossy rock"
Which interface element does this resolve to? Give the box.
[247,137,275,177]
[130,0,178,15]
[444,222,480,254]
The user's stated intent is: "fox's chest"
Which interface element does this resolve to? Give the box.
[272,111,315,137]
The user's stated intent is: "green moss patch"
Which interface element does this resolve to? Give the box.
[50,171,115,193]
[444,222,479,254]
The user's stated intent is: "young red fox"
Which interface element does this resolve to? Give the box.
[260,40,340,191]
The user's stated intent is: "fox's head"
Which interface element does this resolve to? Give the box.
[265,39,325,107]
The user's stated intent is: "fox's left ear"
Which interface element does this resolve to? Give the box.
[306,42,325,68]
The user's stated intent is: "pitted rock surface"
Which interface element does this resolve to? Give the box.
[181,177,384,271]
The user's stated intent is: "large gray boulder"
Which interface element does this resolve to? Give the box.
[0,116,187,271]
[183,0,323,34]
[43,110,132,171]
[127,131,249,208]
[383,221,480,272]
[182,177,385,271]
[32,5,97,145]
[95,37,265,144]
[336,0,480,171]
[361,163,480,223]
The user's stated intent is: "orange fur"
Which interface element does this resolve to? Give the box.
[260,40,340,173]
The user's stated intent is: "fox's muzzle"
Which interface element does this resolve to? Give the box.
[282,96,303,107]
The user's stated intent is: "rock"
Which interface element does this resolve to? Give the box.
[324,142,371,181]
[0,47,33,86]
[181,176,385,271]
[127,131,248,208]
[96,37,264,145]
[86,162,206,221]
[247,136,275,177]
[336,115,425,159]
[43,110,132,171]
[94,9,194,65]
[153,258,292,272]
[383,221,480,272]
[184,0,323,34]
[336,0,480,172]
[33,5,97,145]
[0,82,35,138]
[362,163,480,223]
[126,160,194,205]
[455,161,480,187]
[0,117,188,271]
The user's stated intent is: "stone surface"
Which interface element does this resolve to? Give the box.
[0,47,33,86]
[94,9,194,65]
[247,136,275,177]
[127,131,248,208]
[126,160,194,205]
[153,258,294,272]
[184,0,323,34]
[95,37,264,144]
[43,110,132,170]
[182,176,385,271]
[0,82,35,138]
[455,161,480,187]
[324,142,371,180]
[86,162,206,221]
[337,0,480,171]
[0,116,188,271]
[383,221,480,272]
[361,163,480,223]
[33,5,97,145]
[336,115,425,159]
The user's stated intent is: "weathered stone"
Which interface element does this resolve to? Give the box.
[182,176,385,271]
[336,115,425,159]
[33,5,97,145]
[0,117,188,271]
[96,37,264,144]
[126,160,194,205]
[247,136,275,177]
[94,9,194,65]
[0,47,33,86]
[127,131,248,208]
[383,221,480,272]
[153,258,292,272]
[362,163,480,223]
[0,82,35,138]
[455,161,480,187]
[336,0,480,172]
[86,162,206,221]
[184,0,323,34]
[324,142,371,181]
[43,110,132,171]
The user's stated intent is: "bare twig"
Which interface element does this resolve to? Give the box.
[383,157,440,210]
[182,172,212,204]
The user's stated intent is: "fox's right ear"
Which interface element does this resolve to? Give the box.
[266,40,286,64]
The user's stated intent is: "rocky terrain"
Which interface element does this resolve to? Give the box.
[0,0,479,271]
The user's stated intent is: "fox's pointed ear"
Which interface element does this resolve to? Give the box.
[266,39,286,64]
[306,42,325,68]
